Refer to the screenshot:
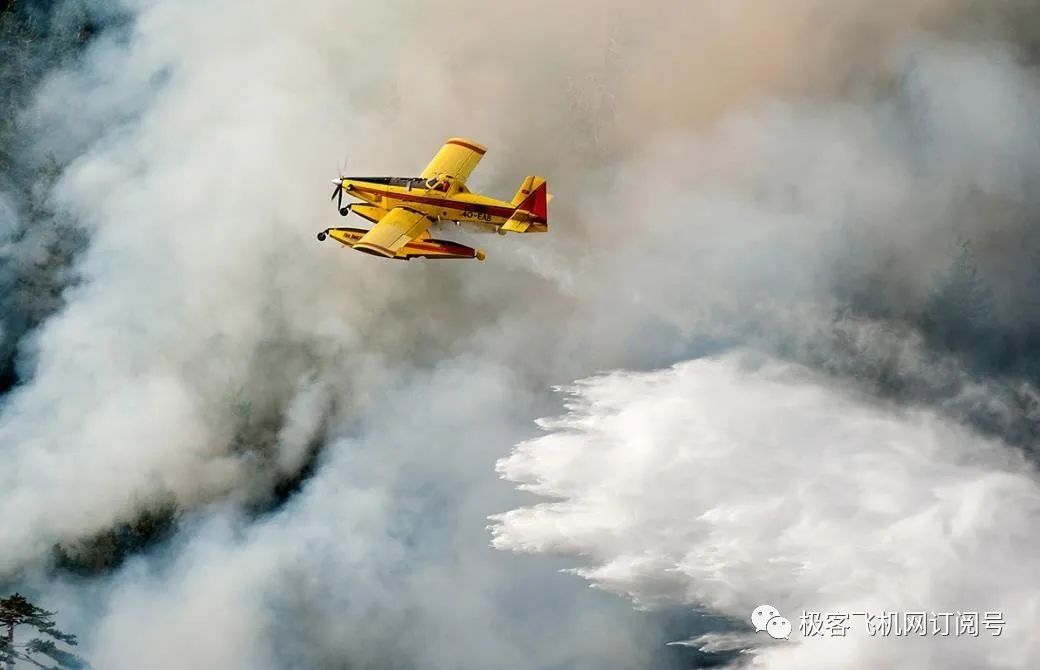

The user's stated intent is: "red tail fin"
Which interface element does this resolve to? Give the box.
[517,180,548,223]
[503,177,550,233]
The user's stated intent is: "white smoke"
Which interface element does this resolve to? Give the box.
[492,354,1040,669]
[71,360,661,670]
[2,0,1040,668]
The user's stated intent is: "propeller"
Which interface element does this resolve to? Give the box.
[330,178,344,211]
[330,154,351,216]
[330,178,352,216]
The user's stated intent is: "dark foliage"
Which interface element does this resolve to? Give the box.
[0,2,96,394]
[0,593,87,669]
[51,498,179,577]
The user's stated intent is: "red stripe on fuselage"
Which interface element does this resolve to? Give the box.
[349,186,515,218]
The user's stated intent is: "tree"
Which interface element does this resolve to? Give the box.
[0,594,87,670]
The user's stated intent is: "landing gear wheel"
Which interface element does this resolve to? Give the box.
[317,231,327,241]
[339,205,352,217]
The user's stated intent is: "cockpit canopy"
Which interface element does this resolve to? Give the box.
[344,176,454,191]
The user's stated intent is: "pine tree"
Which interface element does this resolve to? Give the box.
[0,594,87,670]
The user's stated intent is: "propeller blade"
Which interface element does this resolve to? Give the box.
[331,179,346,210]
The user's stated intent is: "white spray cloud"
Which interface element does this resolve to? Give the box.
[492,353,1040,669]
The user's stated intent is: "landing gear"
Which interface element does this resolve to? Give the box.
[317,231,327,241]
[339,205,352,217]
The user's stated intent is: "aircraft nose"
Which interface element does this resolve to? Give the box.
[331,178,342,185]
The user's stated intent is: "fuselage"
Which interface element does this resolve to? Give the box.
[339,177,546,233]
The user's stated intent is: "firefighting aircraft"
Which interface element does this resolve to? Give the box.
[317,138,549,261]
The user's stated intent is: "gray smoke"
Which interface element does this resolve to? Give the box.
[2,1,1040,668]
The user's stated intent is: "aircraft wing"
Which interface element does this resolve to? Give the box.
[420,138,487,184]
[353,206,433,258]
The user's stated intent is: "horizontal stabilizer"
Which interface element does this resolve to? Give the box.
[501,210,533,233]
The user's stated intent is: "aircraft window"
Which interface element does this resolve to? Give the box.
[383,177,425,187]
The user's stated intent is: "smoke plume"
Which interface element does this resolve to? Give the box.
[2,0,1040,668]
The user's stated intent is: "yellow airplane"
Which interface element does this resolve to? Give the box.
[318,138,549,261]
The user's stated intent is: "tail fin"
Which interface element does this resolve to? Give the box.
[503,177,549,233]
